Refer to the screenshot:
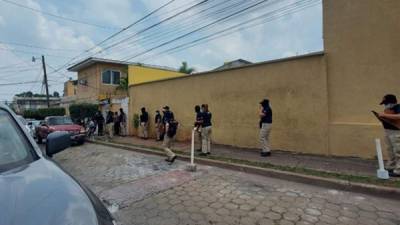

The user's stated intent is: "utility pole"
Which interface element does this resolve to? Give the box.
[41,55,50,108]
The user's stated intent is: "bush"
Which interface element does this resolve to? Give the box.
[69,103,98,123]
[133,113,140,129]
[23,107,66,120]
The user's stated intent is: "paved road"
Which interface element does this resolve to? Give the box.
[53,143,400,225]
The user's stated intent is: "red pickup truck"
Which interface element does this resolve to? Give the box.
[36,116,86,145]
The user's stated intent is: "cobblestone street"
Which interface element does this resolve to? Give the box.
[54,144,400,225]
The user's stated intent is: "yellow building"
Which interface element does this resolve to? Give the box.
[66,58,184,116]
[128,64,185,86]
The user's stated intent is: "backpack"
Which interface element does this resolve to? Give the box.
[167,121,179,138]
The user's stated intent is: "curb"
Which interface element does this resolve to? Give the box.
[89,140,400,200]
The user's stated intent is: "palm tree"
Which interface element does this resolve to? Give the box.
[179,61,195,74]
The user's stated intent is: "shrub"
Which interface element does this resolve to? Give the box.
[133,113,140,129]
[69,103,98,123]
[23,107,65,120]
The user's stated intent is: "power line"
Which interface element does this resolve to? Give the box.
[48,0,188,75]
[0,40,80,52]
[140,0,321,61]
[0,0,120,30]
[0,47,72,58]
[122,0,271,61]
[83,0,210,59]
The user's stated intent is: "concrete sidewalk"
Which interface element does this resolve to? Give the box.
[97,135,378,177]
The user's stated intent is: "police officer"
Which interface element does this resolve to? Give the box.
[199,104,212,156]
[139,107,149,139]
[378,94,400,177]
[194,105,203,152]
[259,99,272,157]
[162,106,177,163]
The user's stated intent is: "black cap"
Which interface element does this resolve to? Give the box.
[163,106,170,110]
[380,94,397,105]
[260,99,269,106]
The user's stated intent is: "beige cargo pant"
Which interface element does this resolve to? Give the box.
[259,123,272,153]
[201,126,212,154]
[120,122,127,136]
[195,128,202,150]
[106,123,114,139]
[384,129,400,174]
[140,122,148,138]
[163,135,176,159]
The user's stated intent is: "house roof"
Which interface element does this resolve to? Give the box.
[213,59,252,71]
[67,57,179,73]
[67,57,131,72]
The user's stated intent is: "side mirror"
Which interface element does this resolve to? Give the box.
[46,132,71,157]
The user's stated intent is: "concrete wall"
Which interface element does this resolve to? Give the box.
[324,0,400,158]
[128,65,185,85]
[129,53,329,155]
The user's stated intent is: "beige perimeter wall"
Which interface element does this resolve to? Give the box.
[324,0,400,158]
[129,54,329,155]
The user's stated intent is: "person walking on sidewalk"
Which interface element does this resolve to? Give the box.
[259,99,272,157]
[378,94,400,177]
[119,108,127,136]
[105,111,114,140]
[199,104,212,156]
[155,110,162,141]
[140,107,149,139]
[162,106,177,164]
[194,105,203,152]
[94,111,104,136]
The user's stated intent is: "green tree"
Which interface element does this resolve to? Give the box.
[53,91,60,97]
[117,77,129,93]
[69,103,98,123]
[178,61,195,74]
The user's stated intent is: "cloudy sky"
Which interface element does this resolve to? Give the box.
[0,0,322,102]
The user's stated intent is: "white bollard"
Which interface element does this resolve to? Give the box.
[375,138,389,179]
[186,128,197,172]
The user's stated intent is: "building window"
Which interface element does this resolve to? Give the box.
[102,70,121,85]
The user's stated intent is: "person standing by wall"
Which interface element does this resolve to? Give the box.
[106,111,114,140]
[162,106,177,164]
[199,104,212,156]
[94,111,104,136]
[119,108,127,136]
[140,107,149,139]
[378,94,400,177]
[194,105,203,152]
[155,110,162,141]
[113,111,120,136]
[259,99,273,157]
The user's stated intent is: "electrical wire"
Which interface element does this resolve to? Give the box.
[0,0,120,30]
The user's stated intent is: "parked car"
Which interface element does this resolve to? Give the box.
[0,104,117,225]
[36,116,86,144]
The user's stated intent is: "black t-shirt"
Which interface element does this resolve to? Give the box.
[382,104,400,130]
[155,114,162,123]
[140,112,149,123]
[260,106,272,124]
[106,114,114,124]
[162,111,174,124]
[202,111,212,127]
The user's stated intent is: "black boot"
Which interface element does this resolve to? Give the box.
[261,152,271,157]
